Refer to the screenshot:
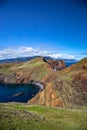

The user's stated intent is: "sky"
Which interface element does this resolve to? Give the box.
[0,0,87,60]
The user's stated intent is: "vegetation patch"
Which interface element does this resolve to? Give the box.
[0,103,87,130]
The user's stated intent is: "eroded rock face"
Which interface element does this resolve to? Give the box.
[15,71,25,83]
[29,58,87,108]
[0,74,4,82]
[44,58,66,70]
[29,82,64,107]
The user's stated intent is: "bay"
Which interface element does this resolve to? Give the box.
[0,83,40,103]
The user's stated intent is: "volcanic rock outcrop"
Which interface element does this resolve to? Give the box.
[43,58,66,71]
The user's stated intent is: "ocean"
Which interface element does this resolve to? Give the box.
[66,61,77,67]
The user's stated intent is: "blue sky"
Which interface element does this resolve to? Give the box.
[0,0,87,60]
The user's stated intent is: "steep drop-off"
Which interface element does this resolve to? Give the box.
[29,58,87,108]
[0,57,87,108]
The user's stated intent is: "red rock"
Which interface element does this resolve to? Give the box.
[44,59,66,71]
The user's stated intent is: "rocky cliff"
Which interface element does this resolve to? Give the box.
[43,58,66,70]
[29,58,87,108]
[0,57,87,108]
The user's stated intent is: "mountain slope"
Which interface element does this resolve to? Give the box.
[0,57,53,83]
[29,58,87,108]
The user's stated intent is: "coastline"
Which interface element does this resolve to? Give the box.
[34,82,44,91]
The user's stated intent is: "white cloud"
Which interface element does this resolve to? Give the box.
[48,53,75,59]
[0,46,76,60]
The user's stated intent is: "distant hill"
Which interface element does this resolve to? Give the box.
[0,56,77,64]
[0,56,40,64]
[0,56,53,64]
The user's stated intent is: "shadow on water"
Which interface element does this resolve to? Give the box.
[0,83,40,103]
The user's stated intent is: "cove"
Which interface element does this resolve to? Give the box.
[0,83,40,103]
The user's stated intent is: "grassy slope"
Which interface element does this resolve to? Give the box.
[0,103,87,130]
[0,57,52,82]
[0,57,46,73]
[53,58,87,108]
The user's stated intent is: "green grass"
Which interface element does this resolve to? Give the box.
[15,60,44,69]
[0,57,49,76]
[0,103,87,130]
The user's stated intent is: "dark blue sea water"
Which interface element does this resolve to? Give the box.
[0,83,40,103]
[66,61,77,67]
